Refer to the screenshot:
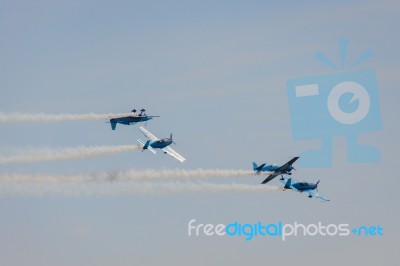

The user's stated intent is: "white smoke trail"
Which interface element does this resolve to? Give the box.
[0,169,256,183]
[0,169,275,197]
[98,169,256,182]
[0,181,279,197]
[0,112,134,123]
[0,145,141,164]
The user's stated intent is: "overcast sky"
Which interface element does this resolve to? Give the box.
[0,1,399,265]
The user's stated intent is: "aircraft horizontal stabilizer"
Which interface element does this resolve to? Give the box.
[137,139,157,154]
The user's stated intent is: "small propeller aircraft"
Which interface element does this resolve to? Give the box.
[252,157,299,184]
[279,177,330,201]
[137,126,186,162]
[109,109,159,130]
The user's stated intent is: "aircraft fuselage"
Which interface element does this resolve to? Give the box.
[291,182,318,191]
[149,138,173,149]
[260,164,294,173]
[110,116,152,125]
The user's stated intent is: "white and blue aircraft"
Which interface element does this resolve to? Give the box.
[137,126,186,163]
[109,109,159,130]
[252,157,299,184]
[280,177,330,202]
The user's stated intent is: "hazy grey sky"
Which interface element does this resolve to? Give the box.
[0,1,399,265]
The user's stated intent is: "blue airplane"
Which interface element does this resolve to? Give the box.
[252,156,299,184]
[279,177,330,201]
[109,109,159,130]
[137,126,186,162]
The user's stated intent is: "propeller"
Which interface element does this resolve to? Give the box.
[314,180,320,192]
[170,133,176,145]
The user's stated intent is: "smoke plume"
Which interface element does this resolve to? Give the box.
[0,145,141,164]
[0,112,133,123]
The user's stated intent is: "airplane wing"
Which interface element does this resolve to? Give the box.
[261,172,280,184]
[139,126,159,141]
[278,156,299,172]
[308,190,330,202]
[162,146,186,162]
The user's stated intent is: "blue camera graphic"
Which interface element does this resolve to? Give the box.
[287,41,382,168]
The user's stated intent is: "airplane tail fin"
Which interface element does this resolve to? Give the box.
[253,162,267,172]
[138,139,157,154]
[143,140,151,150]
[284,178,292,189]
[110,120,117,130]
